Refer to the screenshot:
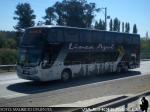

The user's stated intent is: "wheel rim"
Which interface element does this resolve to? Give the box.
[62,72,69,81]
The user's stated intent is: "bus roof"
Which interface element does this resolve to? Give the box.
[28,25,140,36]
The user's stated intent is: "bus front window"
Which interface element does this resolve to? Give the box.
[18,48,42,67]
[21,28,48,46]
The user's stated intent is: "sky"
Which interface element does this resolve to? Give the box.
[0,0,150,37]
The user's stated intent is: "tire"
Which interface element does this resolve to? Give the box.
[122,66,128,73]
[61,70,71,82]
[116,66,121,73]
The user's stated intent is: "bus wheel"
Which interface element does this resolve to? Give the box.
[116,66,121,73]
[122,66,128,72]
[61,69,72,82]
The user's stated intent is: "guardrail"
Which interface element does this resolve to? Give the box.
[141,53,150,59]
[0,64,16,72]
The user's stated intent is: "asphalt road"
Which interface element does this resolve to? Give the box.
[0,61,150,106]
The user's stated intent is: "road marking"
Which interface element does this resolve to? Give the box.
[1,93,26,99]
[49,94,133,107]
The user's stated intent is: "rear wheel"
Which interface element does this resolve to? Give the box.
[61,70,71,82]
[122,65,129,72]
[116,65,128,73]
[116,66,121,73]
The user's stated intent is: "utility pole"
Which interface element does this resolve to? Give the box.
[99,7,109,31]
[105,7,107,30]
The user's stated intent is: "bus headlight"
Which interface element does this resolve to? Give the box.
[31,68,38,74]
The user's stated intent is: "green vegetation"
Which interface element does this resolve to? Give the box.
[141,38,150,59]
[133,24,138,34]
[13,3,36,32]
[96,17,136,34]
[0,31,17,65]
[141,39,150,52]
[95,19,106,30]
[113,18,121,32]
[43,0,99,28]
[0,49,17,64]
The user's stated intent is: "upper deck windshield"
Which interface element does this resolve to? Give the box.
[21,28,48,46]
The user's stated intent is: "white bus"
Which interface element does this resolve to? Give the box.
[17,25,140,81]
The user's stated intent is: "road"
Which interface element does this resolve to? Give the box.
[0,61,150,106]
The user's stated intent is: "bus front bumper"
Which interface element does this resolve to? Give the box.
[17,66,41,81]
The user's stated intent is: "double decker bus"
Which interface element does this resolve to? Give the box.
[17,25,140,81]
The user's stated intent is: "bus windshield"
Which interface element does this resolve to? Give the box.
[21,28,48,46]
[18,47,42,67]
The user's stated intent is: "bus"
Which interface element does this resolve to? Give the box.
[17,25,140,81]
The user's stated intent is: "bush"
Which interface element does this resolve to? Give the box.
[140,38,150,59]
[0,49,17,64]
[141,39,150,52]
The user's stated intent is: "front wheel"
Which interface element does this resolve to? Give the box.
[61,70,71,82]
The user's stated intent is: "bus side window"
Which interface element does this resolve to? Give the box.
[92,31,104,43]
[57,31,64,42]
[135,36,140,45]
[124,34,132,44]
[64,29,79,42]
[80,31,91,42]
[48,29,57,42]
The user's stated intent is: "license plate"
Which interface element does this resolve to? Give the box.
[23,70,29,75]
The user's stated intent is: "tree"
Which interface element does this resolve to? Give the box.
[133,24,138,34]
[122,22,124,32]
[53,1,66,25]
[3,39,16,49]
[44,0,99,28]
[118,21,120,32]
[0,49,17,64]
[0,32,5,48]
[145,32,149,40]
[13,3,36,31]
[109,19,113,31]
[125,22,130,33]
[113,18,120,32]
[94,19,105,30]
[95,21,99,29]
[43,7,56,25]
[0,31,17,48]
[128,23,130,33]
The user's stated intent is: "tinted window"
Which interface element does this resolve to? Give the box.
[132,35,140,44]
[124,36,132,44]
[64,51,118,65]
[64,29,79,42]
[91,52,118,63]
[64,52,90,65]
[92,31,105,43]
[21,28,48,46]
[105,33,111,44]
[80,31,91,42]
[115,34,124,44]
[48,29,57,42]
[57,30,64,42]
